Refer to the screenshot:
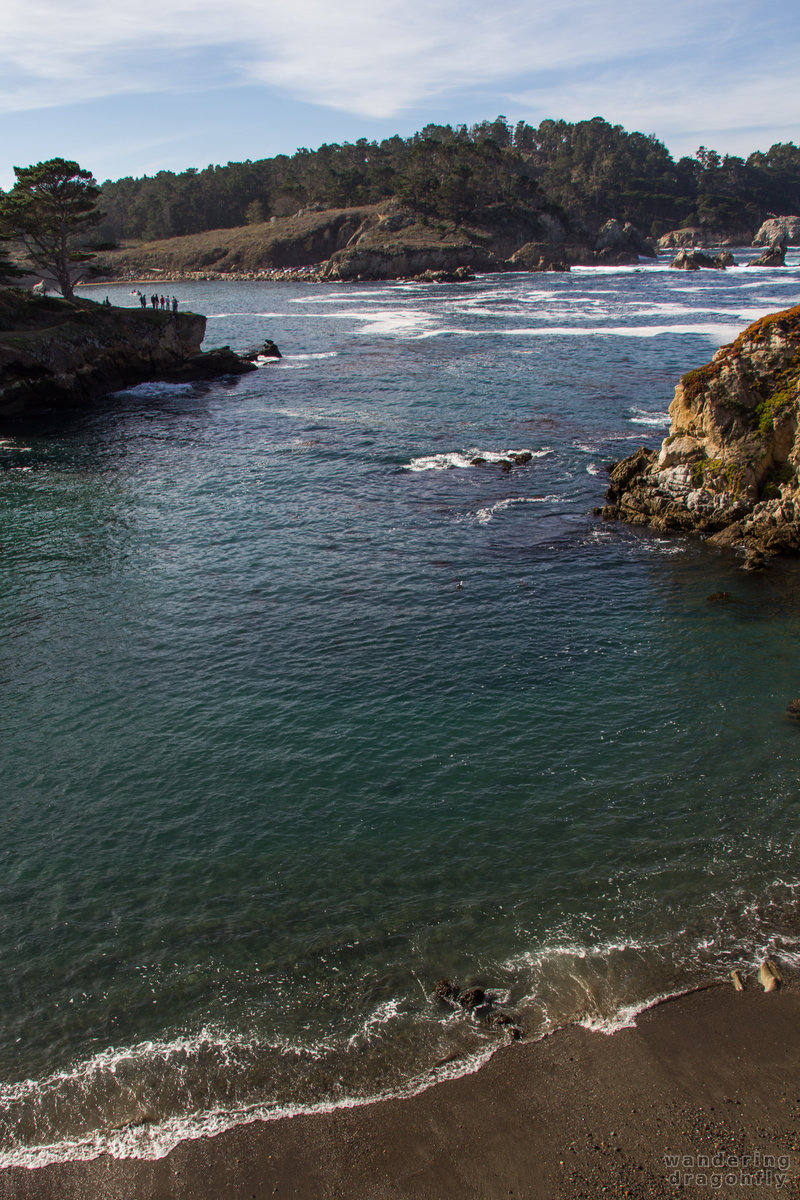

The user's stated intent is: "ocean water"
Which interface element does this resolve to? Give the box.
[2,255,800,1166]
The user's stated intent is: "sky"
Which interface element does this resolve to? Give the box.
[0,0,798,190]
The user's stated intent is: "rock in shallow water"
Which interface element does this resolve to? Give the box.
[602,303,800,558]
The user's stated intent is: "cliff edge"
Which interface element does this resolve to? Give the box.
[0,290,255,418]
[602,304,800,559]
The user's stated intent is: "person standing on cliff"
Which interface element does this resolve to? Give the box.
[172,297,178,313]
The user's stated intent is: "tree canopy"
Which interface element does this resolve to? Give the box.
[0,159,103,299]
[93,118,800,246]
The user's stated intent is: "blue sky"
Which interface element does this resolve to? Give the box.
[0,0,797,190]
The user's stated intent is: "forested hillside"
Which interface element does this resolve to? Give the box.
[95,117,800,245]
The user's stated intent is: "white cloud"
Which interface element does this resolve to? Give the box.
[0,0,796,155]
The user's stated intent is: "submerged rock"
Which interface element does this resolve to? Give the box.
[433,978,461,1003]
[457,986,486,1011]
[602,303,800,558]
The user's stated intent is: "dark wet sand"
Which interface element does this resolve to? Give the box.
[3,983,799,1200]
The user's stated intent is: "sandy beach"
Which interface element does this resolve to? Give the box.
[2,982,798,1200]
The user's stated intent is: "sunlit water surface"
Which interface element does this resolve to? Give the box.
[2,257,800,1164]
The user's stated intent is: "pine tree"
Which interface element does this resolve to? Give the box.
[0,159,102,299]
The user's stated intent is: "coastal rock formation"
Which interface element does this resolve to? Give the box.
[752,216,800,246]
[413,266,475,283]
[602,304,800,557]
[749,244,786,267]
[657,226,751,250]
[0,290,255,417]
[508,242,571,271]
[670,249,733,270]
[320,244,499,281]
[594,219,656,262]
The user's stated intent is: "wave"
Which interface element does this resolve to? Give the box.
[404,448,552,472]
[4,883,798,1171]
[474,495,562,524]
[114,382,198,398]
[627,408,671,427]
[412,323,744,342]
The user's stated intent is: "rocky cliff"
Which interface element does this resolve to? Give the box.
[0,290,255,418]
[602,304,800,560]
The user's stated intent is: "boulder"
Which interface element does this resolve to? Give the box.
[595,219,656,260]
[749,244,786,267]
[432,978,461,1003]
[457,987,486,1011]
[414,266,474,283]
[752,216,800,247]
[508,243,570,271]
[671,249,729,270]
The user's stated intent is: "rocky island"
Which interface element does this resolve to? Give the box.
[603,303,800,561]
[0,289,256,419]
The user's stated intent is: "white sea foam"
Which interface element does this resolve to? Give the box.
[405,448,551,472]
[627,409,671,427]
[586,463,602,476]
[413,323,743,342]
[0,1026,498,1170]
[474,496,561,524]
[115,382,197,398]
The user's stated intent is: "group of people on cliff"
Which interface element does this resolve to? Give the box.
[135,290,178,312]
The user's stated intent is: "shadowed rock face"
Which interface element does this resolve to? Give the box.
[602,304,800,558]
[0,291,255,417]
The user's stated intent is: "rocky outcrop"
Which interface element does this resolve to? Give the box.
[0,290,256,418]
[671,249,735,270]
[752,216,800,247]
[508,242,571,271]
[594,219,656,262]
[413,266,475,283]
[749,244,786,267]
[507,219,654,272]
[602,304,800,558]
[320,243,499,281]
[658,226,752,250]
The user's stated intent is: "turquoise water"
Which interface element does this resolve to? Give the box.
[2,260,800,1163]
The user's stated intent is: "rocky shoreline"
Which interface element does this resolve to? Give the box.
[0,290,259,419]
[602,303,800,563]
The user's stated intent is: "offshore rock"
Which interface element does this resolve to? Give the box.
[433,978,461,1003]
[657,226,751,250]
[749,243,786,267]
[508,242,570,271]
[413,266,475,283]
[752,216,800,247]
[602,304,800,557]
[594,219,656,261]
[671,249,730,270]
[0,290,256,418]
[320,244,498,282]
